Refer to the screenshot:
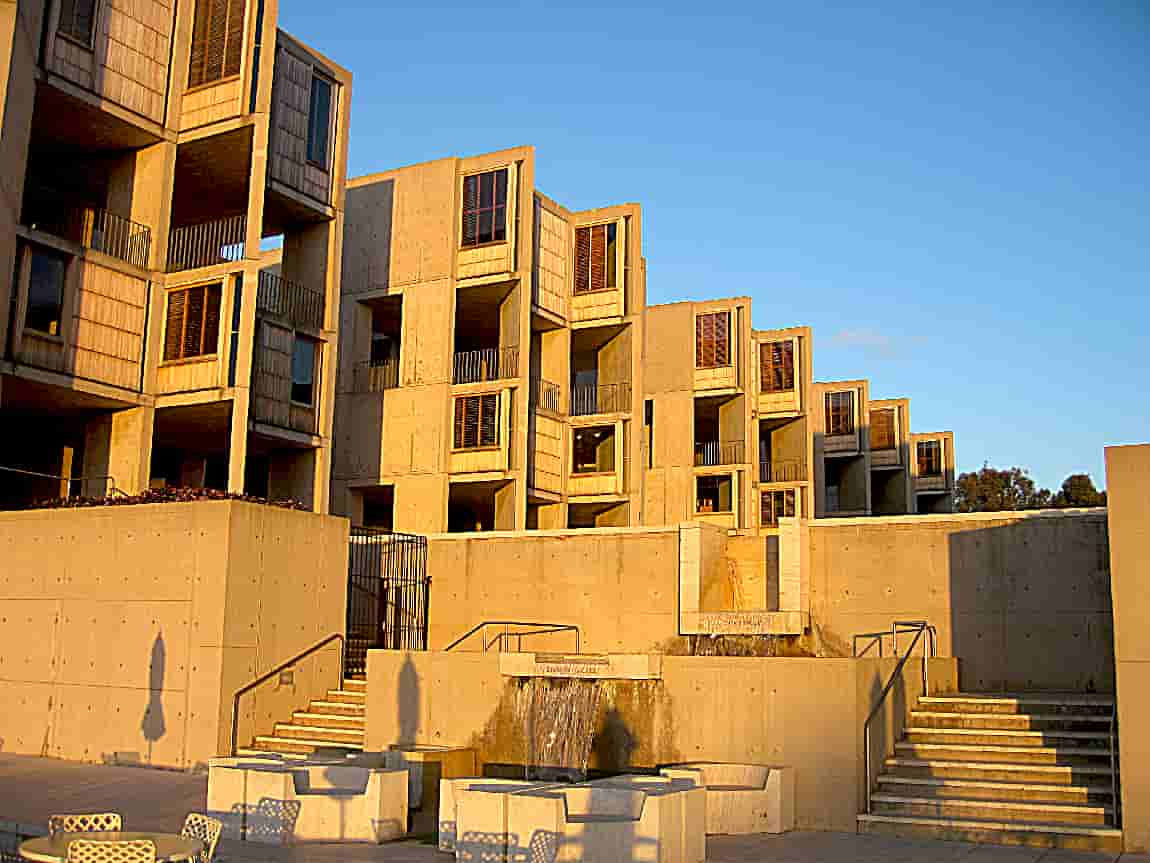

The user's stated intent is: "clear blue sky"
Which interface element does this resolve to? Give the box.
[281,0,1148,492]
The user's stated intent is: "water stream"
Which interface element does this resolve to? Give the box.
[517,677,605,781]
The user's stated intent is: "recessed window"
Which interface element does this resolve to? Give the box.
[164,284,222,361]
[25,248,67,337]
[917,440,943,477]
[574,223,617,294]
[453,393,499,449]
[760,340,794,392]
[187,0,244,88]
[695,311,730,369]
[572,426,616,474]
[461,169,508,247]
[871,408,896,450]
[825,391,855,436]
[58,0,97,45]
[291,335,318,405]
[307,75,333,166]
[696,474,733,514]
[761,488,797,527]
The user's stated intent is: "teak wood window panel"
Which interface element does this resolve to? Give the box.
[461,169,508,248]
[917,440,943,477]
[760,340,794,392]
[187,0,244,89]
[695,311,731,369]
[825,391,855,436]
[870,408,896,450]
[58,0,98,46]
[453,393,499,450]
[574,223,617,294]
[163,283,222,362]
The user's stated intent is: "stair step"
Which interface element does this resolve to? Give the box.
[308,700,365,716]
[875,775,1114,805]
[903,727,1110,748]
[341,678,367,690]
[252,735,365,754]
[325,689,367,704]
[291,711,366,729]
[917,695,1114,717]
[870,794,1111,827]
[895,742,1111,765]
[272,723,365,742]
[885,758,1112,784]
[909,711,1112,731]
[857,813,1122,852]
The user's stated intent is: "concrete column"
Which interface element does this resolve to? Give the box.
[227,390,250,495]
[83,406,155,496]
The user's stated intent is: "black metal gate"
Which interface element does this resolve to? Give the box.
[345,527,430,678]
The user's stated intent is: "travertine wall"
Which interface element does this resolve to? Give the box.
[0,501,348,768]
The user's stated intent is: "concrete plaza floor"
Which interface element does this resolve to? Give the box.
[1,754,1146,863]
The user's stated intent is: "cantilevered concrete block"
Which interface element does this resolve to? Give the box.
[445,780,558,858]
[589,776,705,863]
[660,763,794,835]
[384,745,477,811]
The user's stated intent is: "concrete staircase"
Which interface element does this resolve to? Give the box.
[857,692,1122,851]
[237,678,367,756]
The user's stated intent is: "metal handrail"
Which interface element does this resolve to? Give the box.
[0,464,122,499]
[444,620,581,654]
[230,633,345,755]
[861,620,937,815]
[852,619,937,659]
[1110,704,1121,827]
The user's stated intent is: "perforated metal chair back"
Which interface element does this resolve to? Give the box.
[48,814,123,837]
[179,813,222,863]
[64,839,157,863]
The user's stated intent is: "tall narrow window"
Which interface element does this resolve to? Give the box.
[695,311,731,368]
[306,75,333,166]
[453,393,499,449]
[760,340,794,392]
[825,391,855,436]
[163,283,222,361]
[461,169,508,247]
[870,408,896,450]
[644,399,654,468]
[58,0,97,45]
[291,335,318,404]
[917,440,943,477]
[188,0,244,89]
[25,248,68,336]
[574,223,617,294]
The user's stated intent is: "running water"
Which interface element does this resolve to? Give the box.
[517,677,605,781]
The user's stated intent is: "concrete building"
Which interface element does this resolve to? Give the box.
[911,430,956,513]
[0,0,351,512]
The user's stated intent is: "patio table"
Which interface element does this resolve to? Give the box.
[19,831,203,862]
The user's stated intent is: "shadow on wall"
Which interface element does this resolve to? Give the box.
[141,631,166,763]
[397,654,421,745]
[947,516,1114,692]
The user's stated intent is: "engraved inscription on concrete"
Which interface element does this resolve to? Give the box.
[500,652,662,680]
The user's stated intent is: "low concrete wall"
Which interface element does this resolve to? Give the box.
[807,509,1114,692]
[1105,444,1150,852]
[0,501,349,768]
[364,649,957,832]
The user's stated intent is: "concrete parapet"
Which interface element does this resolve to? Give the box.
[660,763,795,835]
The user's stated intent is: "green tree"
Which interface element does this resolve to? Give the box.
[1053,474,1106,507]
[955,464,1053,513]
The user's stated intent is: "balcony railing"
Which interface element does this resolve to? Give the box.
[353,359,400,393]
[695,440,746,467]
[571,381,631,416]
[23,193,152,269]
[166,215,246,272]
[760,458,807,483]
[257,270,325,331]
[530,377,562,414]
[453,347,519,385]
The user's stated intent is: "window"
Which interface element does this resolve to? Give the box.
[163,283,222,361]
[825,391,855,436]
[760,340,794,392]
[917,440,943,477]
[644,399,654,469]
[572,426,615,474]
[574,223,617,294]
[187,0,244,89]
[695,311,730,368]
[306,75,333,166]
[25,248,67,336]
[871,408,896,450]
[696,474,733,514]
[58,0,97,45]
[761,489,797,527]
[453,393,499,449]
[291,335,318,405]
[461,169,508,248]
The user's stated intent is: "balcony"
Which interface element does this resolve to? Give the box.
[352,359,400,393]
[166,215,246,273]
[760,458,807,483]
[23,193,152,270]
[453,347,519,385]
[530,377,562,414]
[694,440,746,467]
[571,381,631,416]
[257,271,325,331]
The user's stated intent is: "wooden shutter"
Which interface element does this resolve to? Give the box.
[589,225,607,293]
[164,290,187,361]
[183,288,205,358]
[696,312,730,368]
[761,340,794,391]
[480,394,498,446]
[202,284,222,355]
[224,0,243,77]
[189,0,243,88]
[461,175,478,247]
[713,312,729,365]
[574,227,590,294]
[871,409,895,450]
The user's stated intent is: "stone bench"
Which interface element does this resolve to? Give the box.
[438,778,558,855]
[659,763,794,835]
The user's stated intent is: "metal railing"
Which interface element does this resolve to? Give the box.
[166,214,246,272]
[23,193,152,269]
[531,377,562,414]
[230,633,344,755]
[257,270,324,330]
[1110,705,1121,827]
[444,620,581,654]
[571,381,631,416]
[453,347,518,385]
[860,620,937,815]
[694,440,745,467]
[353,358,400,393]
[0,464,121,504]
[760,458,807,483]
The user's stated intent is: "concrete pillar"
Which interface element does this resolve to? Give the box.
[83,406,155,496]
[227,390,250,494]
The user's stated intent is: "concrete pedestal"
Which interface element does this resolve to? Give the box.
[660,763,794,835]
